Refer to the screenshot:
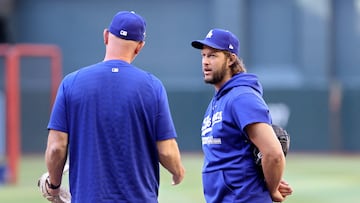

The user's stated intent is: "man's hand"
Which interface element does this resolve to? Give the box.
[270,190,285,202]
[171,166,185,185]
[271,179,293,202]
[279,179,293,198]
[37,165,71,203]
[157,139,185,186]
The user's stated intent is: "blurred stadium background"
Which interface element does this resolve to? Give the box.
[0,0,359,202]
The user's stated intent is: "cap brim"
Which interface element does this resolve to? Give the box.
[191,40,223,51]
[191,41,205,49]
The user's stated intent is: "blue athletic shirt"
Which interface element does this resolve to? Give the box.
[48,60,177,203]
[201,73,273,203]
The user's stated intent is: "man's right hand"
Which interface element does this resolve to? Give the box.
[171,166,185,185]
[271,180,293,202]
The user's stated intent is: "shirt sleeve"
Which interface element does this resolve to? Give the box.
[153,78,177,141]
[47,78,69,133]
[231,92,272,132]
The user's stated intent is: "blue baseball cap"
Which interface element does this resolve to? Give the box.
[191,28,239,55]
[108,11,146,41]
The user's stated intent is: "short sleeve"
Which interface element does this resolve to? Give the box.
[47,78,69,133]
[153,79,177,141]
[231,92,272,131]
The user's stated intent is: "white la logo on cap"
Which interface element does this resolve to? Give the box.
[229,44,234,50]
[206,30,213,38]
[120,30,128,36]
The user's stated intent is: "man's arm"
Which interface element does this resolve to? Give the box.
[157,138,185,185]
[45,129,68,191]
[247,122,286,202]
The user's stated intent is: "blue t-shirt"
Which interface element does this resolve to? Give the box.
[201,73,273,203]
[48,60,177,203]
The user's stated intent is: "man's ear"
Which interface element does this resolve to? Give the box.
[229,53,237,65]
[135,41,145,55]
[103,29,109,45]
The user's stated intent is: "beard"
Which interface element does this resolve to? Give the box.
[204,61,227,85]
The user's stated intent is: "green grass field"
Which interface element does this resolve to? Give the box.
[0,153,359,203]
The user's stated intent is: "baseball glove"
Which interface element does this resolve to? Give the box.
[37,164,71,203]
[253,124,290,166]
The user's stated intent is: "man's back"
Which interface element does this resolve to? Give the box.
[48,60,176,202]
[43,11,184,203]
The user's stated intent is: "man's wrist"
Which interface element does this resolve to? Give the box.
[46,178,61,189]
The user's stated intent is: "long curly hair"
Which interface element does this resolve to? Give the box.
[223,51,247,76]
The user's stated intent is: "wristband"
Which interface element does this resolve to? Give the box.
[46,178,61,189]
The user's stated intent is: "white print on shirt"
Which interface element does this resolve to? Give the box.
[201,116,212,136]
[201,111,223,145]
[112,67,119,72]
[202,136,222,145]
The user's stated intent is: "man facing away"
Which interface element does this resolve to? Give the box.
[44,11,185,203]
[191,28,293,202]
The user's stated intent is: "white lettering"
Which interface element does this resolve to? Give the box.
[212,111,222,125]
[201,111,223,136]
[120,30,128,36]
[202,136,222,145]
